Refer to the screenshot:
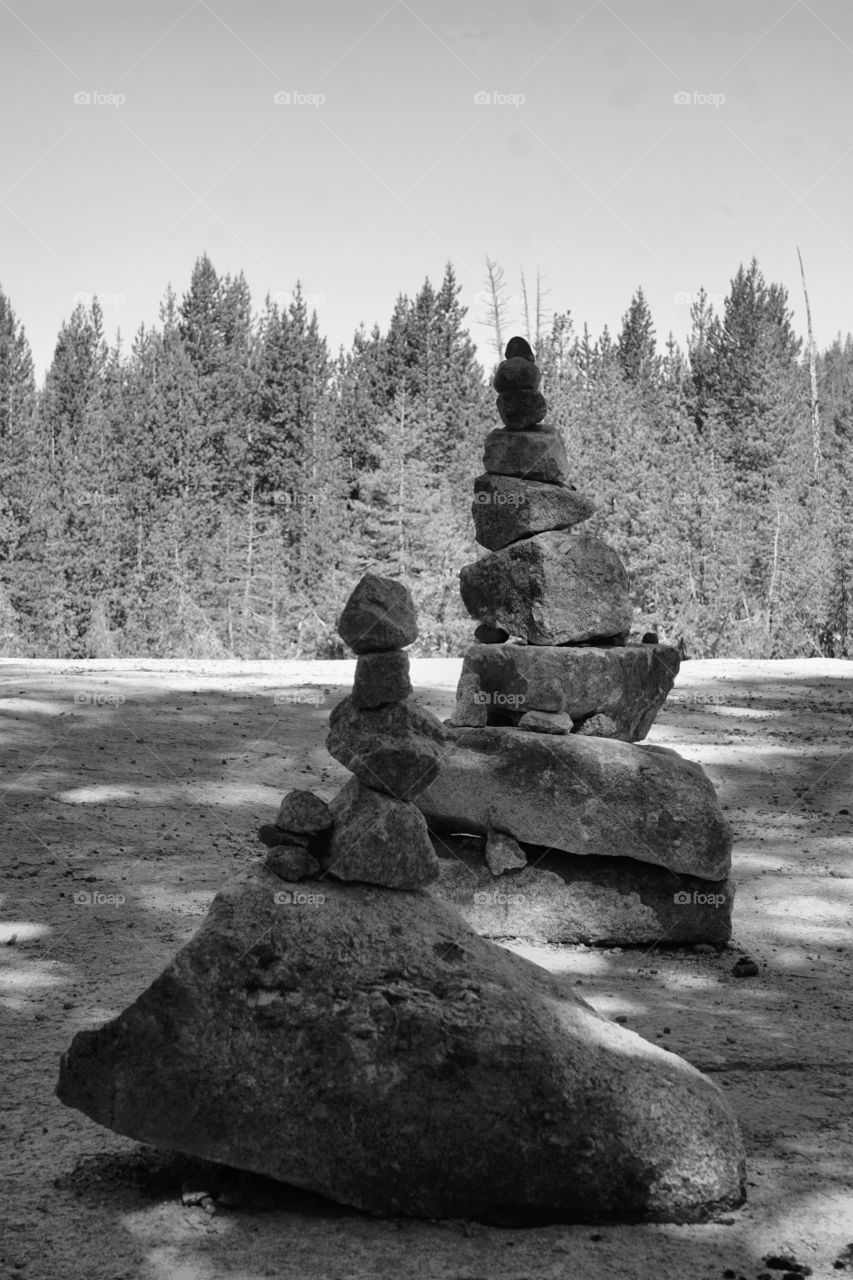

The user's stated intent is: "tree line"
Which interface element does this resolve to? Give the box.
[0,254,850,660]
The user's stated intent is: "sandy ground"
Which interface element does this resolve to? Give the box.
[1,656,852,1280]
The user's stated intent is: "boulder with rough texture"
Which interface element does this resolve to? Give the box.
[275,790,333,834]
[326,695,445,800]
[472,473,596,551]
[483,425,569,484]
[576,712,620,738]
[496,390,548,429]
[493,357,542,392]
[56,869,746,1224]
[452,643,680,742]
[460,531,632,646]
[337,573,417,654]
[428,834,734,946]
[484,828,528,875]
[445,671,489,728]
[416,726,732,880]
[323,778,439,889]
[352,649,412,708]
[264,846,321,881]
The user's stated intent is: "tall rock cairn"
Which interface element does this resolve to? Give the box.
[452,335,680,738]
[257,574,444,891]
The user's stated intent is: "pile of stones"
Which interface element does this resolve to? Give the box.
[418,337,735,946]
[56,568,746,1225]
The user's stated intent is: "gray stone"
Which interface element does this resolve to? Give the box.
[326,695,445,800]
[352,649,412,708]
[275,789,333,834]
[264,846,321,882]
[323,778,439,889]
[496,390,548,429]
[483,425,570,485]
[337,573,417,654]
[493,357,541,392]
[517,709,574,734]
[472,473,596,551]
[259,824,310,849]
[474,623,509,644]
[428,834,734,946]
[56,869,745,1224]
[453,643,679,741]
[484,828,527,875]
[416,726,732,880]
[445,671,488,728]
[505,335,534,361]
[575,713,620,738]
[460,531,632,646]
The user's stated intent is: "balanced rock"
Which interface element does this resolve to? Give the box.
[453,643,679,741]
[429,835,734,946]
[505,335,535,361]
[474,622,509,644]
[327,694,445,800]
[576,712,620,738]
[496,389,548,429]
[493,358,541,393]
[417,727,732,880]
[56,869,745,1223]
[472,473,596,551]
[323,778,439,889]
[445,671,488,728]
[484,828,527,875]
[275,789,333,834]
[517,709,574,734]
[460,531,632,646]
[483,425,569,485]
[352,649,412,709]
[265,845,321,882]
[258,824,310,849]
[337,573,417,653]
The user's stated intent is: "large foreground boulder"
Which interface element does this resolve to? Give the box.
[453,641,680,740]
[460,530,632,645]
[416,727,732,880]
[56,870,745,1224]
[428,834,734,945]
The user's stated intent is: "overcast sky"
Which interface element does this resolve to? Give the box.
[2,0,852,377]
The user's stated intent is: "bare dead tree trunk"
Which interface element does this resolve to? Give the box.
[483,257,509,358]
[797,246,821,480]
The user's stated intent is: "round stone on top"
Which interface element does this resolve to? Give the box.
[504,335,535,362]
[337,572,418,653]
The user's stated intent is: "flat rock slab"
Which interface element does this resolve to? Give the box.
[416,727,732,880]
[482,425,570,484]
[472,473,595,551]
[454,642,680,741]
[460,531,632,645]
[56,870,745,1225]
[429,835,734,945]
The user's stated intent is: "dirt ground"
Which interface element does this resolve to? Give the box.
[1,655,852,1280]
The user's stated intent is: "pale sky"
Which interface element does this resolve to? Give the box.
[2,0,853,378]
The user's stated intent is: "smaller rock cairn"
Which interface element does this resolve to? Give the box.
[256,573,444,891]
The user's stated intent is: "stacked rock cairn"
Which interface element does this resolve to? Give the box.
[56,566,746,1225]
[257,572,444,892]
[416,336,735,947]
